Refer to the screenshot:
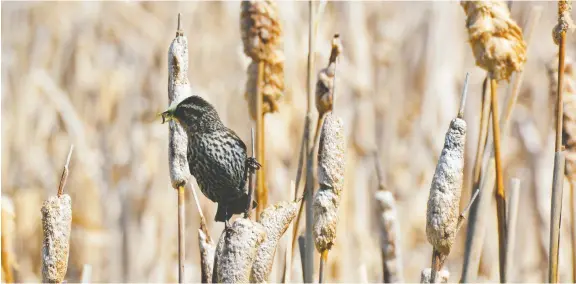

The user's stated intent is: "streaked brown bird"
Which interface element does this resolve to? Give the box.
[161,95,259,225]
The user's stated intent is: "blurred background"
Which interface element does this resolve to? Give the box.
[2,1,576,282]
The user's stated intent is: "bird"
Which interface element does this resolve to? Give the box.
[161,95,260,226]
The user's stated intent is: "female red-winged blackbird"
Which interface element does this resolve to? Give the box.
[161,95,259,225]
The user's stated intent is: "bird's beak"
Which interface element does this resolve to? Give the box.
[160,107,175,124]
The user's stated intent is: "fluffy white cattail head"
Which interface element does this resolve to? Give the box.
[251,201,299,282]
[553,0,575,45]
[314,113,346,253]
[317,113,346,195]
[167,16,192,189]
[41,194,72,283]
[461,1,527,81]
[426,118,467,255]
[216,218,267,283]
[198,229,215,283]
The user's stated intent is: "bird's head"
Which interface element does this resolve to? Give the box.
[160,95,222,133]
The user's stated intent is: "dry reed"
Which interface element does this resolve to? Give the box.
[80,264,92,283]
[461,2,527,281]
[251,201,299,282]
[241,0,285,218]
[1,197,16,283]
[547,54,576,281]
[41,145,74,283]
[505,178,520,281]
[549,2,573,282]
[425,74,468,282]
[167,14,192,282]
[215,218,267,283]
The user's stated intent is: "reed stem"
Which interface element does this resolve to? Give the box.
[256,60,266,220]
[178,185,185,283]
[550,152,567,283]
[319,250,328,283]
[491,77,507,283]
[506,178,520,281]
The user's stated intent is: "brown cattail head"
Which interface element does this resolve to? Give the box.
[421,268,450,283]
[316,35,343,116]
[251,201,299,282]
[426,117,467,255]
[553,0,575,45]
[216,218,267,283]
[461,1,527,81]
[168,17,192,189]
[317,113,346,196]
[375,190,404,283]
[41,194,72,283]
[241,0,285,119]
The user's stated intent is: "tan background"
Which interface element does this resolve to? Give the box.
[1,1,574,282]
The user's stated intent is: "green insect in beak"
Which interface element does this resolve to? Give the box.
[160,104,177,124]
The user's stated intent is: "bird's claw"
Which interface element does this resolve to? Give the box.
[246,157,261,172]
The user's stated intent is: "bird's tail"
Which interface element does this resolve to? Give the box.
[214,195,257,222]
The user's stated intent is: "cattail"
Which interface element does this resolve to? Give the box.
[313,113,346,252]
[199,229,215,283]
[251,201,299,282]
[375,190,404,283]
[421,268,450,283]
[42,146,74,284]
[553,0,575,45]
[426,117,467,255]
[315,35,342,116]
[241,0,284,119]
[41,195,72,283]
[216,218,267,283]
[168,14,192,189]
[461,1,527,81]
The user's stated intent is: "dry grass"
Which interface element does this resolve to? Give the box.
[2,1,575,282]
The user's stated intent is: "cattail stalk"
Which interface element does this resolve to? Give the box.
[241,0,285,218]
[374,153,404,283]
[490,76,508,282]
[216,218,267,283]
[550,1,573,282]
[426,74,469,282]
[460,2,527,281]
[251,201,299,282]
[281,181,297,283]
[245,128,258,218]
[505,178,520,281]
[42,145,74,283]
[460,6,541,282]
